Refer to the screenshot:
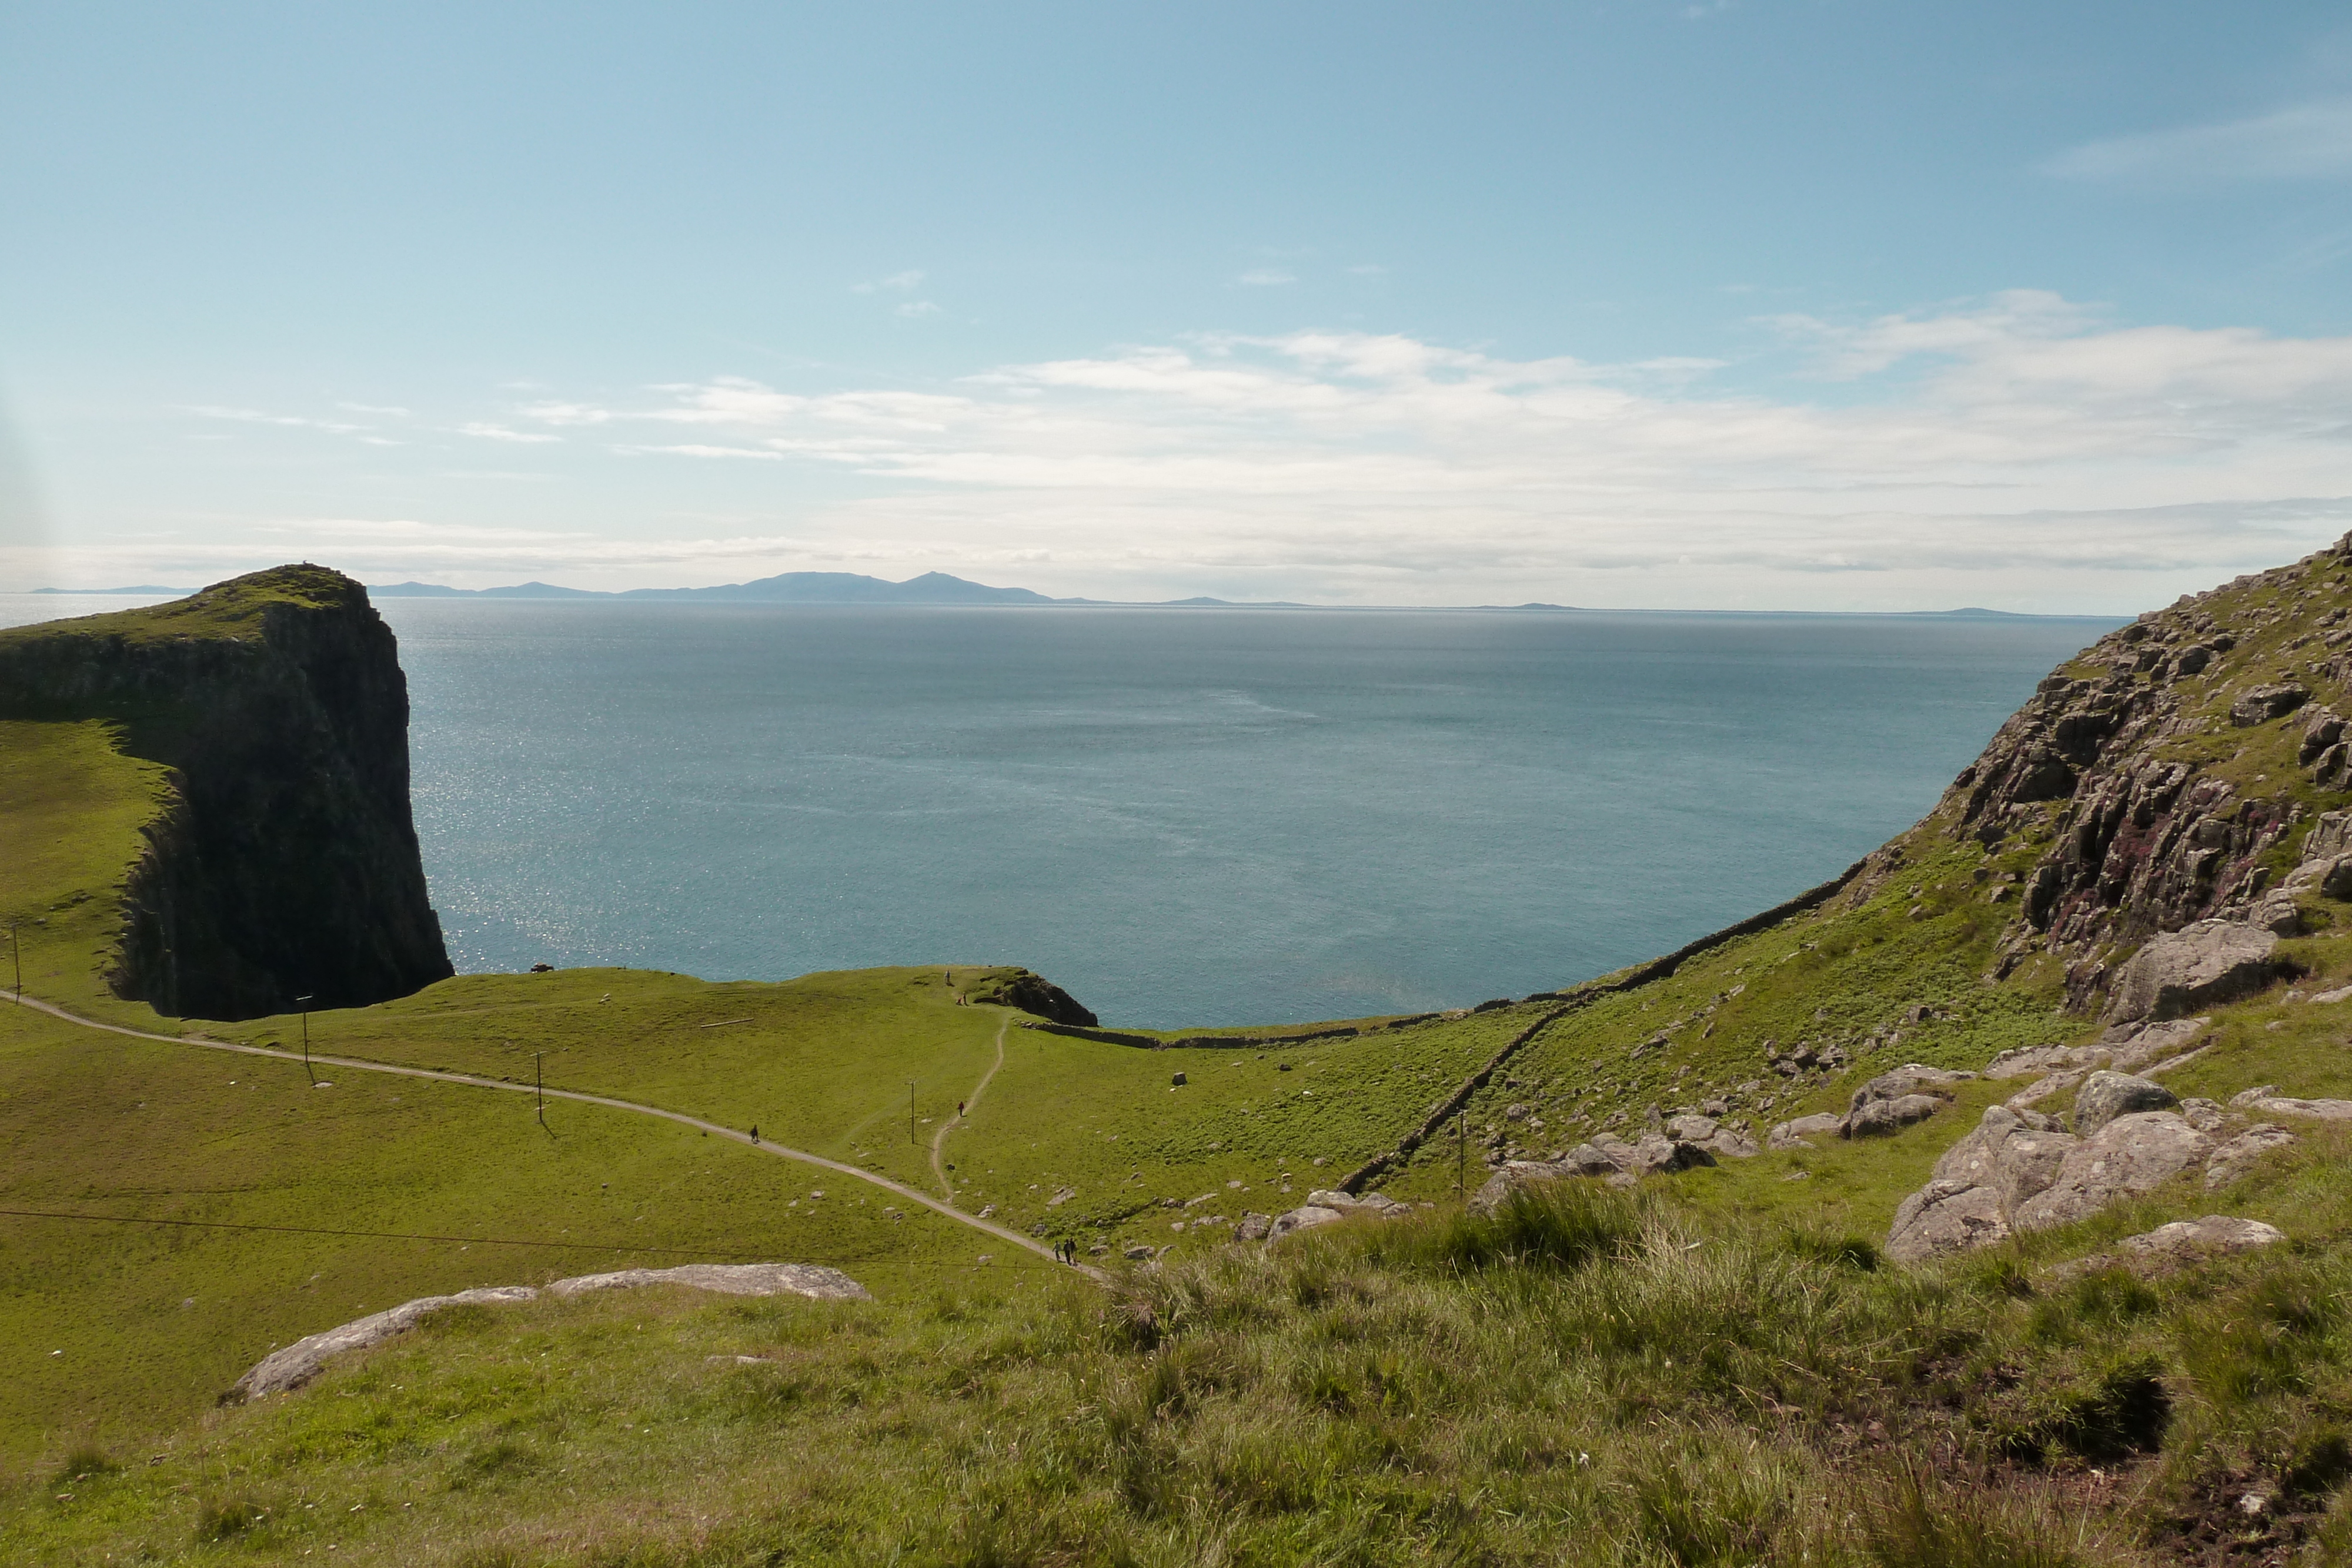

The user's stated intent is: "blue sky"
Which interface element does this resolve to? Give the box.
[4,2,2350,609]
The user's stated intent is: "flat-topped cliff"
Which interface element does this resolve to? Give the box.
[0,564,452,1017]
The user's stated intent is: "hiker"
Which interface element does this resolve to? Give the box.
[958,1101,965,1116]
[750,1124,759,1144]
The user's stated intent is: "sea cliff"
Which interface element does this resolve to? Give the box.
[0,564,453,1017]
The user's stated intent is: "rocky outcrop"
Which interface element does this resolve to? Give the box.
[2072,1071,2179,1135]
[0,566,453,1018]
[1886,1101,2247,1262]
[978,968,1099,1027]
[229,1262,867,1399]
[2103,922,2279,1025]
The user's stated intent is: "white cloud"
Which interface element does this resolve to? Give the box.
[455,422,562,444]
[489,297,2352,605]
[338,402,413,416]
[185,404,366,434]
[1237,269,1297,286]
[2047,98,2352,185]
[895,300,943,319]
[853,269,927,294]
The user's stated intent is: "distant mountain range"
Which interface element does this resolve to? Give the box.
[22,576,2105,618]
[365,570,1309,607]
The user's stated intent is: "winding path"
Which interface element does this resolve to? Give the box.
[10,992,1080,1272]
[930,1013,1007,1201]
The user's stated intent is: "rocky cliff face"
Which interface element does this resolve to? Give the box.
[0,565,453,1018]
[1852,530,2352,1011]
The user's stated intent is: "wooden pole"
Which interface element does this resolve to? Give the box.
[536,1051,545,1127]
[297,995,315,1084]
[1457,1111,1465,1202]
[9,922,18,1004]
[908,1080,917,1145]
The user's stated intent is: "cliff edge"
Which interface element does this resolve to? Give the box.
[0,564,453,1018]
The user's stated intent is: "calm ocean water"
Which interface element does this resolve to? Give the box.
[0,595,2116,1029]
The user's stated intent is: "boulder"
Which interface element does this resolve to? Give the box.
[2231,683,2310,726]
[2103,921,2279,1024]
[1850,1064,1975,1106]
[2206,1124,2297,1189]
[2012,1112,2213,1232]
[1236,1211,1272,1242]
[1563,1141,1632,1176]
[1705,1127,1761,1159]
[2227,1088,2352,1121]
[1267,1205,1346,1239]
[1847,1094,1949,1138]
[1666,1114,1719,1143]
[2116,1215,2285,1260]
[1629,1134,1716,1175]
[1887,1179,2011,1262]
[1767,1112,1845,1151]
[2072,1071,2179,1135]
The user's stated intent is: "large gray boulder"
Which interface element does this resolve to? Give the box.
[1847,1094,1950,1138]
[2117,1214,2284,1261]
[2072,1071,2179,1135]
[1768,1112,1845,1150]
[1629,1133,1717,1174]
[1843,1064,1972,1139]
[2103,921,2278,1024]
[1888,1104,2080,1262]
[1886,1179,2011,1262]
[2012,1112,2212,1231]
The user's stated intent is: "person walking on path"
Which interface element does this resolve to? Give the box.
[750,1124,759,1145]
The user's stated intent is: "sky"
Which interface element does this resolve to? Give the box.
[2,2,2350,610]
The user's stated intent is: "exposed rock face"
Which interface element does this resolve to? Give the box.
[1842,1064,1972,1138]
[1887,1102,2230,1261]
[2207,1125,2297,1188]
[2072,1071,2179,1135]
[983,968,1100,1027]
[2103,922,2278,1024]
[2011,1112,2211,1231]
[1768,1112,1845,1150]
[0,566,453,1019]
[230,1262,867,1398]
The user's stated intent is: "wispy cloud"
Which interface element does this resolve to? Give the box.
[484,297,2352,603]
[2047,98,2352,185]
[1237,269,1297,287]
[853,269,927,294]
[895,299,944,319]
[186,404,366,434]
[455,422,562,444]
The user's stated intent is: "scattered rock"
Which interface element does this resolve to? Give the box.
[1046,1186,1077,1206]
[2071,1071,2179,1135]
[1170,1071,1187,1086]
[1629,1134,1716,1174]
[2116,1214,2284,1260]
[1235,1212,1272,1242]
[1767,1112,1845,1150]
[2103,921,2279,1024]
[1122,1245,1155,1261]
[1843,1065,1970,1138]
[1886,1179,2011,1262]
[2227,1087,2352,1121]
[2206,1124,2297,1188]
[1666,1113,1718,1143]
[1267,1205,1346,1239]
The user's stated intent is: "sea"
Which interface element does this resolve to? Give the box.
[0,595,2117,1028]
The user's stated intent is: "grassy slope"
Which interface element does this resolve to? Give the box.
[0,723,1028,1481]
